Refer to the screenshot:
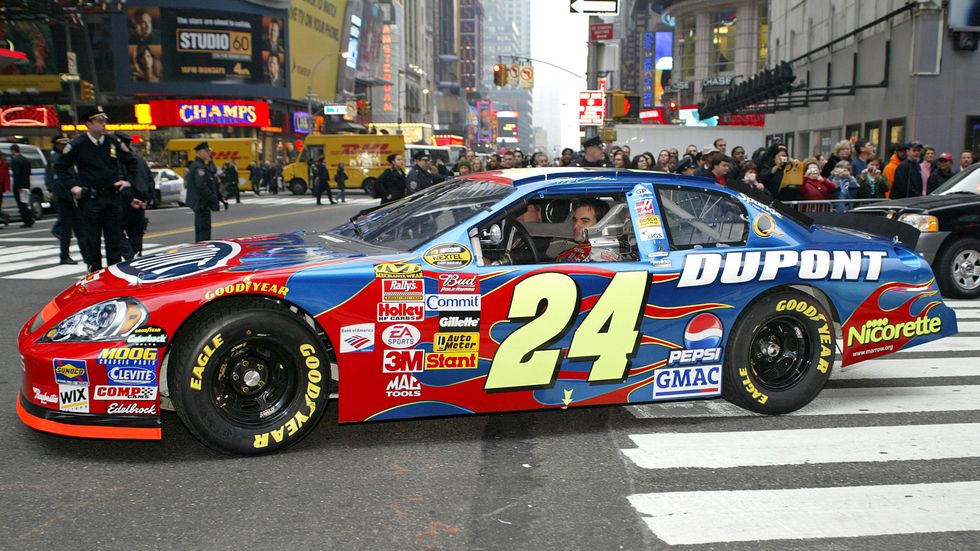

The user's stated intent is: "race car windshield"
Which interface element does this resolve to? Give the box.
[333,179,514,250]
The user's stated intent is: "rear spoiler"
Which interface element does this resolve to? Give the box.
[808,212,920,250]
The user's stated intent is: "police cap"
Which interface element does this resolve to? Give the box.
[673,158,696,173]
[114,131,132,143]
[52,135,71,146]
[194,141,210,151]
[582,136,603,149]
[81,107,108,122]
[413,151,430,161]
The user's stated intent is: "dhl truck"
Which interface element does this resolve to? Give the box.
[282,134,405,195]
[166,138,259,191]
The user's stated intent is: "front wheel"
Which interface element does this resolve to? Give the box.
[935,237,980,299]
[722,290,835,414]
[362,177,377,198]
[289,178,307,195]
[168,298,331,454]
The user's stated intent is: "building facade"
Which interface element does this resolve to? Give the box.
[764,0,980,158]
[482,0,532,151]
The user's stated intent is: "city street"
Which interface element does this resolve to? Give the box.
[0,194,977,550]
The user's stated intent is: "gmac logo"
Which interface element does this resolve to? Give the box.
[110,241,241,283]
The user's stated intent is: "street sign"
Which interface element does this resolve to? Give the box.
[323,104,351,117]
[66,51,77,74]
[570,0,618,15]
[59,73,80,83]
[578,90,605,126]
[590,23,614,41]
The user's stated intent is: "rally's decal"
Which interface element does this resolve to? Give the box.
[110,241,242,283]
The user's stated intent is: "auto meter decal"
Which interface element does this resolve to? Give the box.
[423,243,472,270]
[109,241,241,283]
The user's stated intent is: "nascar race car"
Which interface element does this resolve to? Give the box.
[18,168,958,454]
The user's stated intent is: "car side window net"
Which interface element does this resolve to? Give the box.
[656,188,748,249]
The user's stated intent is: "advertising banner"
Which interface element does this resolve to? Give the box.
[476,100,494,143]
[288,0,344,101]
[0,105,59,127]
[126,7,285,87]
[0,20,62,92]
[148,99,271,127]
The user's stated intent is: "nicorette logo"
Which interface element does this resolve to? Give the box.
[846,315,942,347]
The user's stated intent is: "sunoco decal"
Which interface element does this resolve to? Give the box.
[423,243,472,270]
[53,358,88,385]
[109,241,241,283]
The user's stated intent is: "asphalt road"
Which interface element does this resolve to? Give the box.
[1,193,978,550]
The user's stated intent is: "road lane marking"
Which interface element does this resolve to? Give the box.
[627,482,980,545]
[623,423,980,469]
[627,385,980,418]
[2,245,165,280]
[834,356,980,378]
[143,207,326,238]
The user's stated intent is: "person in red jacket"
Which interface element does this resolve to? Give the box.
[798,159,837,212]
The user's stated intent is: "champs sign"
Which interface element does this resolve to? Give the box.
[149,100,270,127]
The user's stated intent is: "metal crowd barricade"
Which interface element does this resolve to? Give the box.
[781,198,888,213]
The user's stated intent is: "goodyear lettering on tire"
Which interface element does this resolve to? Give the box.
[252,343,323,449]
[776,298,833,374]
[189,333,224,391]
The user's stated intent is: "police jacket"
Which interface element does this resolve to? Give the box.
[185,158,219,211]
[575,157,611,168]
[891,158,925,199]
[313,163,330,189]
[122,154,152,204]
[406,164,440,194]
[47,151,76,203]
[54,134,138,197]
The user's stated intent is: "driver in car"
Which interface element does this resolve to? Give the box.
[546,198,620,262]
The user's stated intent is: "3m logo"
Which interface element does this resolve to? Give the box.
[383,350,424,373]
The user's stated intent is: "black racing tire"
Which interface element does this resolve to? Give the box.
[289,178,307,195]
[722,290,835,414]
[168,298,331,454]
[934,236,980,299]
[362,177,377,198]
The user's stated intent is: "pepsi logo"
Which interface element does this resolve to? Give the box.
[684,313,724,349]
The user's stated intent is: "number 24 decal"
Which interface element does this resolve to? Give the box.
[486,271,648,390]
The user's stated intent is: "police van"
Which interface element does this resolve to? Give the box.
[0,143,52,220]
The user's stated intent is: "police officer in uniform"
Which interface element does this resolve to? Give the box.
[48,135,86,265]
[115,132,151,260]
[185,141,220,241]
[54,107,138,273]
[575,136,612,167]
[312,156,334,205]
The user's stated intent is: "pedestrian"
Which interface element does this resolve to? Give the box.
[927,152,955,192]
[471,157,485,173]
[709,155,731,186]
[799,159,837,211]
[821,140,854,178]
[274,158,284,193]
[694,147,717,178]
[829,160,859,211]
[891,142,925,199]
[728,146,746,184]
[611,150,630,169]
[215,163,229,212]
[575,136,611,167]
[185,141,220,241]
[920,146,936,186]
[851,140,875,175]
[249,160,262,195]
[0,155,10,227]
[406,151,441,194]
[673,157,696,176]
[263,161,276,194]
[457,160,472,175]
[114,132,151,260]
[334,161,347,203]
[54,107,139,273]
[47,135,86,264]
[9,144,34,228]
[376,153,406,205]
[954,150,975,174]
[559,148,574,167]
[312,156,334,205]
[632,154,651,170]
[855,156,889,199]
[759,144,792,198]
[883,143,908,188]
[734,161,771,199]
[224,161,240,204]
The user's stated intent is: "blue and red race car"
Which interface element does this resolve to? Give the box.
[18,168,958,454]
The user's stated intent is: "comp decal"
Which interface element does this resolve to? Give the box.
[423,243,472,270]
[109,241,242,283]
[678,250,887,288]
[93,385,157,401]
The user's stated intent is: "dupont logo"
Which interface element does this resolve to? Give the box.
[382,279,424,302]
[339,323,375,353]
[437,273,479,294]
[377,302,424,322]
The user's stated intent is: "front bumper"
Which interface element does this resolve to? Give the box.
[917,231,950,265]
[17,392,161,440]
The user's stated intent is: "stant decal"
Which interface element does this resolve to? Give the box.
[53,358,88,385]
[374,263,423,279]
[339,323,375,353]
[425,352,478,370]
[109,241,241,283]
[126,326,169,347]
[423,243,472,270]
[752,214,781,238]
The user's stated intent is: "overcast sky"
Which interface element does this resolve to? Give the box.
[530,0,589,153]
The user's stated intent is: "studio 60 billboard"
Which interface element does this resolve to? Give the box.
[120,3,287,97]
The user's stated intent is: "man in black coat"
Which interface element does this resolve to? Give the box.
[115,132,151,260]
[9,144,34,227]
[376,153,406,204]
[54,107,138,272]
[891,141,925,199]
[47,136,86,265]
[185,141,220,241]
[406,152,441,194]
[574,136,611,167]
[312,156,334,205]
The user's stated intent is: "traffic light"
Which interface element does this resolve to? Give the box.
[79,80,95,103]
[609,91,626,118]
[492,64,505,87]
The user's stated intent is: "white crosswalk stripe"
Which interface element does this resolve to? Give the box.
[0,243,162,280]
[622,300,980,545]
[239,196,375,207]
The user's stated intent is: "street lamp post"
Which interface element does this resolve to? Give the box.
[305,51,349,124]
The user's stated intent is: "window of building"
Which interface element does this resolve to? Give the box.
[757,5,769,70]
[886,118,906,154]
[710,10,737,75]
[846,124,861,142]
[679,16,696,80]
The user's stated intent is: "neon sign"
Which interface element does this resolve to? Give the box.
[149,100,270,127]
[0,105,58,127]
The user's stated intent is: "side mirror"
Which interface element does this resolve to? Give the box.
[480,224,503,245]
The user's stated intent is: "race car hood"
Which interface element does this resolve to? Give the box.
[79,232,370,294]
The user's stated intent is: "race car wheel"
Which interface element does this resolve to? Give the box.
[722,291,835,415]
[169,298,330,454]
[935,237,980,299]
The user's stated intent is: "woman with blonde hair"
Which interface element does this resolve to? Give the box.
[821,139,854,178]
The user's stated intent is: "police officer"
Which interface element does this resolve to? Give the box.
[48,135,86,265]
[115,132,151,260]
[9,144,34,227]
[312,156,334,205]
[575,136,612,167]
[54,107,138,273]
[405,151,441,194]
[185,141,220,241]
[224,161,240,204]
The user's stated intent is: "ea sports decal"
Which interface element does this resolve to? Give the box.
[109,241,242,283]
[668,313,724,365]
[423,243,472,270]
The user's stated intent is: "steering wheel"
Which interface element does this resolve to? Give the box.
[498,219,540,265]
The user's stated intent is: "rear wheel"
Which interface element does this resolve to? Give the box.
[362,177,377,198]
[289,178,307,195]
[169,298,331,454]
[935,237,980,299]
[722,290,835,414]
